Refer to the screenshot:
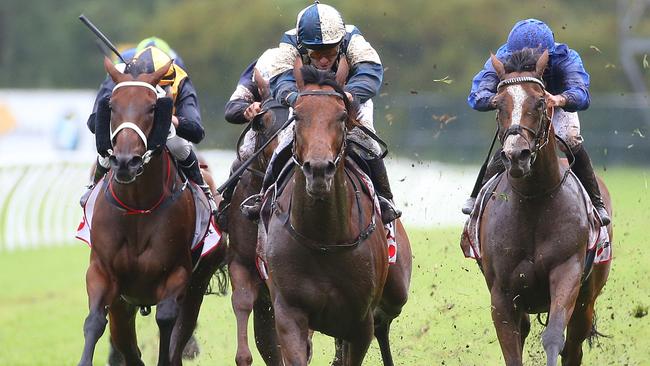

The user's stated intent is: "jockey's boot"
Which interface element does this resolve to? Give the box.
[367,158,401,224]
[79,157,110,208]
[570,145,610,226]
[240,142,292,221]
[181,151,218,216]
[462,148,505,215]
[215,159,243,230]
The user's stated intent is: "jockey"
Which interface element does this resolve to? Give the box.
[81,42,217,215]
[240,2,401,224]
[464,18,610,226]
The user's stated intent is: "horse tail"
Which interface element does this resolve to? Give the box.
[587,310,610,348]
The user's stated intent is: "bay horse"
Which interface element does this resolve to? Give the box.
[78,57,227,366]
[476,49,612,365]
[259,65,410,365]
[227,69,288,365]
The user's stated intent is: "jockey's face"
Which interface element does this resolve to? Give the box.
[307,45,339,71]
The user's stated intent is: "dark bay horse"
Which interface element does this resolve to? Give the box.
[228,69,288,366]
[260,65,409,365]
[476,49,612,365]
[78,57,227,366]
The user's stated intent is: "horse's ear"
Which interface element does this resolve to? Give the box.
[104,57,125,82]
[147,60,173,85]
[254,67,271,100]
[293,56,305,91]
[335,56,349,87]
[535,49,549,77]
[490,53,505,79]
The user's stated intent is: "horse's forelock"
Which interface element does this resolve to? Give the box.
[299,65,358,122]
[504,48,540,74]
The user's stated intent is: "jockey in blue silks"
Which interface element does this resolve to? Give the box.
[81,40,217,215]
[464,19,610,226]
[239,2,401,225]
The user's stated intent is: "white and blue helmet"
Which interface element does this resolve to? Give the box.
[296,3,346,49]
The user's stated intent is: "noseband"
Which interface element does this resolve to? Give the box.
[291,90,348,169]
[496,76,551,165]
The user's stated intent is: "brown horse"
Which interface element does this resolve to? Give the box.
[475,49,611,365]
[259,65,408,366]
[227,69,288,366]
[78,57,227,366]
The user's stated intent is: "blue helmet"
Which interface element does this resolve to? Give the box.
[506,19,555,53]
[296,3,346,49]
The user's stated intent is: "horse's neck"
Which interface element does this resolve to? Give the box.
[511,136,562,195]
[290,165,353,242]
[112,153,171,207]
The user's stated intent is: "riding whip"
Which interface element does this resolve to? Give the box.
[78,14,128,65]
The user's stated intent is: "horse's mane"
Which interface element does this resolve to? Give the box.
[300,65,359,121]
[504,48,540,74]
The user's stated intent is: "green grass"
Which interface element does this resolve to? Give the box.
[1,167,649,365]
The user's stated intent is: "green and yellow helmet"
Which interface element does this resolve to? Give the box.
[128,46,176,86]
[136,37,178,59]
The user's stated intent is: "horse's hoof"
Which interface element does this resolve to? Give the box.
[182,335,201,360]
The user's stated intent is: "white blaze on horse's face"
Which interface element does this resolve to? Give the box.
[503,84,528,154]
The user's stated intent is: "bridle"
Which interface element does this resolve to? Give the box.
[291,89,348,169]
[108,81,165,177]
[496,76,552,166]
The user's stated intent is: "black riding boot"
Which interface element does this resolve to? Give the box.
[462,148,505,215]
[240,142,293,220]
[79,156,110,207]
[366,158,401,224]
[570,145,610,226]
[181,151,218,216]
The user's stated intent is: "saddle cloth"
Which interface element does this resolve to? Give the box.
[76,177,222,264]
[460,172,611,265]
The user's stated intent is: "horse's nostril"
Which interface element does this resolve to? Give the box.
[500,150,508,161]
[109,156,119,167]
[129,156,143,168]
[303,161,312,174]
[519,149,531,161]
[325,161,336,176]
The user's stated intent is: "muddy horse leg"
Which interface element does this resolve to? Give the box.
[490,289,526,366]
[109,298,143,366]
[273,297,310,366]
[230,258,261,365]
[374,309,394,366]
[542,259,582,366]
[157,267,189,366]
[78,258,116,366]
[253,286,282,365]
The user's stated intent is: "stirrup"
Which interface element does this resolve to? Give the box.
[378,196,401,224]
[215,200,230,229]
[240,193,263,221]
[79,184,95,208]
[461,196,476,215]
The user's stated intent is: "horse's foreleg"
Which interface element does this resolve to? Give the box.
[345,315,375,366]
[374,316,394,366]
[490,289,525,366]
[253,286,283,365]
[157,267,189,366]
[229,259,260,365]
[543,258,582,366]
[273,297,310,366]
[78,258,115,366]
[109,298,143,366]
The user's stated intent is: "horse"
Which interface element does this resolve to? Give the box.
[78,57,227,366]
[227,68,289,366]
[473,49,612,365]
[258,64,409,366]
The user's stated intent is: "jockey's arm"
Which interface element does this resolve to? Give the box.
[271,70,299,107]
[468,57,500,112]
[554,48,590,112]
[87,76,115,134]
[225,60,262,124]
[173,78,205,144]
[343,61,382,104]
